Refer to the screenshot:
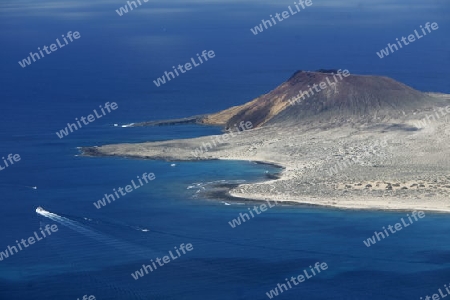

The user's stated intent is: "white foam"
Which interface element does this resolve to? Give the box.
[36,207,150,257]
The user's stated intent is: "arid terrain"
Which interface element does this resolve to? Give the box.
[82,70,450,212]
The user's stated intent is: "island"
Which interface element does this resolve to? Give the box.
[81,70,450,212]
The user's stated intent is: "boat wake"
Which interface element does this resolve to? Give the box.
[36,207,114,240]
[0,183,38,190]
[35,207,150,256]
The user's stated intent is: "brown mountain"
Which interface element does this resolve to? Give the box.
[200,70,438,129]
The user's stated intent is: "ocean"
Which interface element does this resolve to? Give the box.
[1,0,450,299]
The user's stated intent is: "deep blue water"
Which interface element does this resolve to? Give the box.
[1,0,450,299]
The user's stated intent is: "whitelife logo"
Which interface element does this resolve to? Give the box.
[265,262,328,298]
[77,296,95,300]
[18,31,81,68]
[153,50,215,87]
[228,200,277,228]
[0,153,21,172]
[55,102,118,139]
[250,0,313,35]
[413,105,450,129]
[0,225,59,262]
[93,172,155,209]
[421,283,450,300]
[115,0,148,16]
[131,243,193,280]
[190,121,253,157]
[363,211,425,247]
[376,22,439,59]
[287,69,350,106]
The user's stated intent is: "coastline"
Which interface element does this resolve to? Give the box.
[81,135,450,214]
[80,92,450,214]
[218,159,450,214]
[227,189,450,214]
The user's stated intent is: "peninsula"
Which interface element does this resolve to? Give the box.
[81,70,450,212]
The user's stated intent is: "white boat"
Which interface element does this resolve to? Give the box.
[36,206,45,213]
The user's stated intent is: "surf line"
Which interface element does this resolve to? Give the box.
[0,225,59,262]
